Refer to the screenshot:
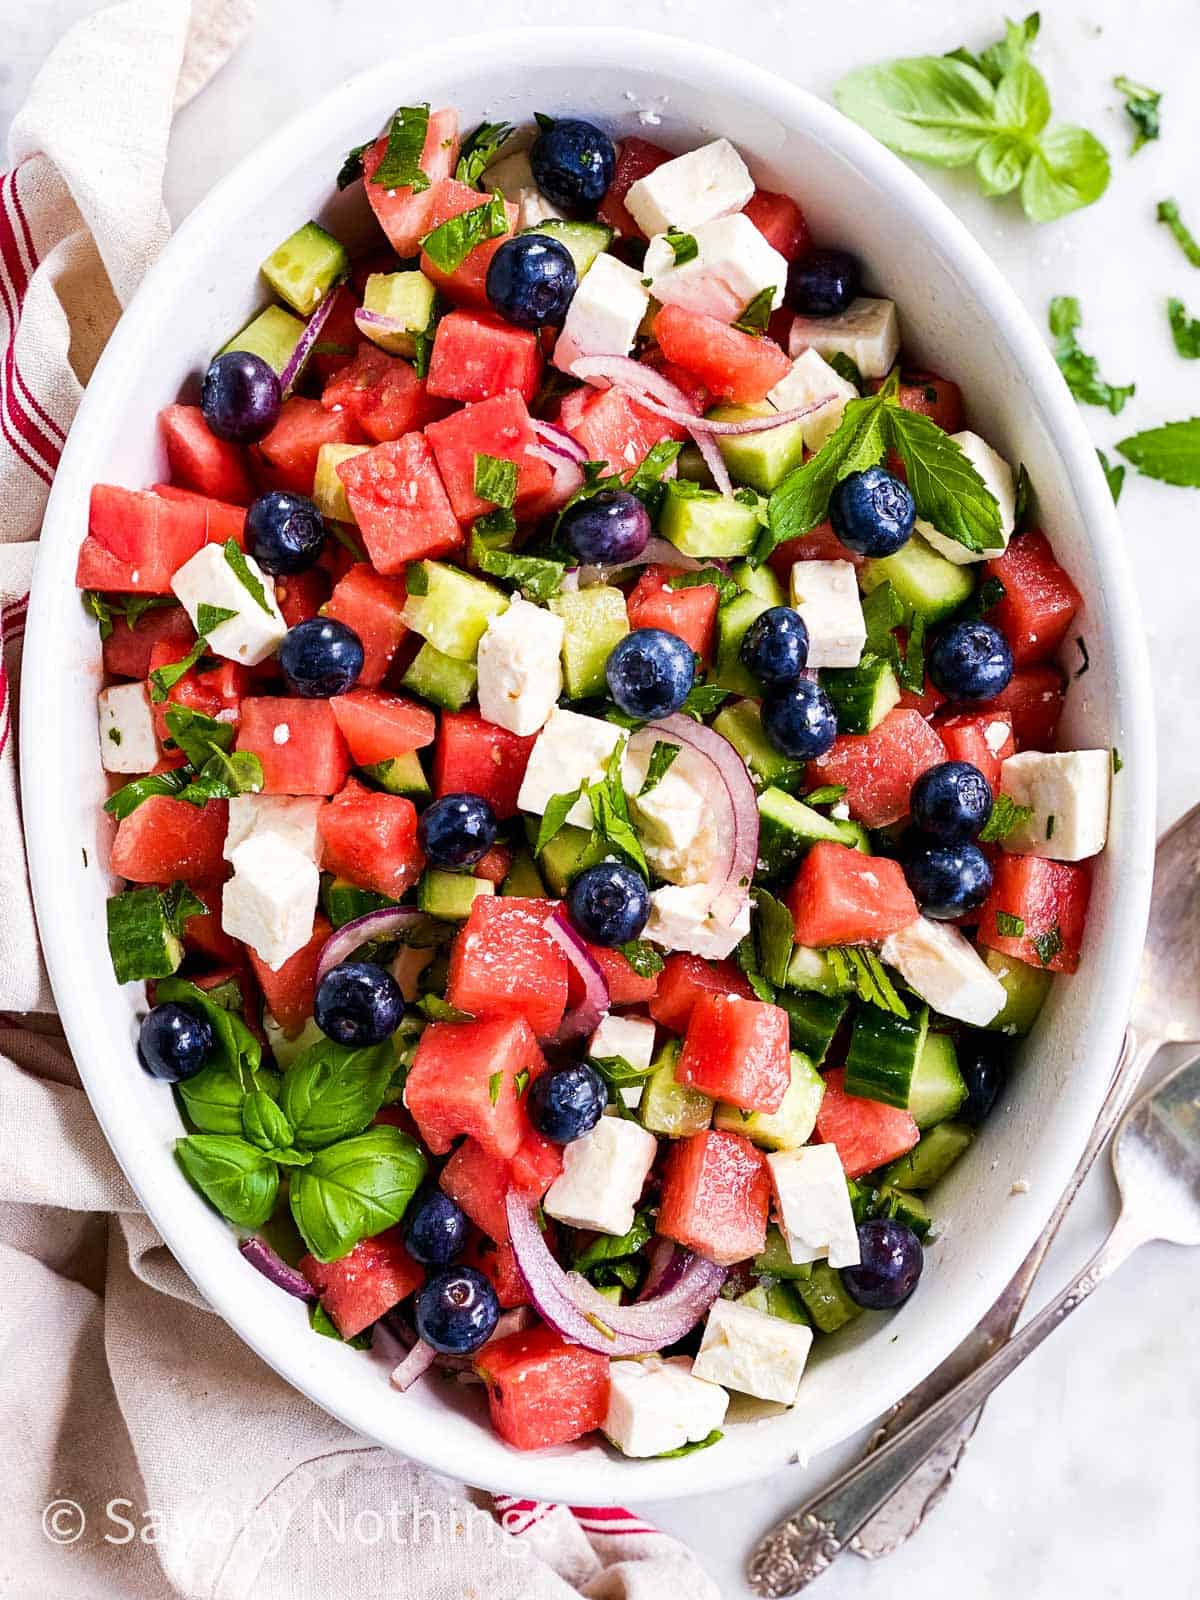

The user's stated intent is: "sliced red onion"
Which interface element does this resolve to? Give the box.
[391,1338,438,1391]
[239,1238,314,1300]
[316,908,434,985]
[544,904,610,1042]
[527,441,585,508]
[629,393,837,436]
[691,426,733,497]
[570,354,735,494]
[576,535,711,588]
[637,1236,688,1301]
[531,418,589,465]
[280,274,348,397]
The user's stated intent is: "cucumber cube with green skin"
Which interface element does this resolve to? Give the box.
[792,1260,863,1334]
[785,944,852,996]
[401,642,478,710]
[714,1050,825,1150]
[844,1004,931,1110]
[775,990,848,1064]
[401,562,509,661]
[881,1120,974,1192]
[820,653,901,734]
[860,532,975,624]
[106,889,184,984]
[658,481,761,558]
[675,443,714,486]
[754,1225,810,1280]
[501,849,547,898]
[261,222,349,316]
[908,1032,967,1128]
[709,403,807,492]
[548,585,629,699]
[731,561,786,605]
[319,876,397,927]
[359,270,437,356]
[360,751,430,799]
[715,590,775,696]
[520,219,615,276]
[737,1281,811,1325]
[639,1041,714,1137]
[980,947,1053,1035]
[874,1186,933,1239]
[312,443,368,521]
[418,870,493,919]
[219,305,306,375]
[837,818,872,854]
[536,823,591,897]
[757,785,858,880]
[713,702,805,793]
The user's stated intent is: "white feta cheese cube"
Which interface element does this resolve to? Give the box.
[223,794,324,863]
[788,296,900,379]
[998,749,1111,861]
[553,253,650,374]
[788,560,866,668]
[881,916,1006,1027]
[624,138,754,237]
[623,743,718,885]
[97,682,158,774]
[588,1012,656,1073]
[691,1298,813,1404]
[543,1115,658,1235]
[917,431,1015,566]
[644,214,787,325]
[603,1355,729,1458]
[221,833,320,971]
[767,1144,861,1269]
[517,707,623,828]
[767,348,859,452]
[476,596,565,737]
[170,542,286,666]
[644,883,751,961]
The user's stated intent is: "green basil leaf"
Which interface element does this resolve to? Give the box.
[733,287,776,336]
[157,975,263,1090]
[1049,295,1134,414]
[473,452,518,509]
[1020,125,1110,223]
[456,119,514,188]
[1096,448,1125,504]
[975,132,1029,195]
[420,193,508,275]
[995,909,1025,938]
[176,1065,278,1136]
[884,405,1004,552]
[175,1135,279,1228]
[223,539,273,614]
[1115,417,1200,487]
[370,104,431,191]
[833,57,998,167]
[280,1038,395,1149]
[1156,198,1200,266]
[993,59,1050,136]
[242,1089,295,1152]
[1167,298,1200,360]
[1113,76,1161,155]
[178,747,264,807]
[289,1126,428,1262]
[267,1147,314,1168]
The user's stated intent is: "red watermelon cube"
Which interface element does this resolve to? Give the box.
[934,710,1015,793]
[256,396,364,495]
[323,564,411,685]
[626,564,719,663]
[335,434,462,571]
[970,664,1064,752]
[439,1139,511,1241]
[812,708,948,827]
[787,841,918,947]
[274,567,332,629]
[236,698,351,795]
[589,943,661,1007]
[815,1067,920,1179]
[300,1226,425,1338]
[321,343,440,445]
[432,709,536,820]
[462,1234,526,1309]
[159,404,254,504]
[427,310,542,405]
[657,1129,771,1266]
[308,282,361,385]
[101,603,194,680]
[476,1325,610,1451]
[178,879,241,964]
[887,372,966,435]
[110,795,228,883]
[78,485,245,594]
[983,531,1082,667]
[250,912,330,1035]
[560,384,686,479]
[361,108,460,257]
[318,777,424,900]
[678,991,791,1113]
[742,190,812,261]
[598,137,672,237]
[767,521,864,589]
[648,952,753,1034]
[446,896,568,1039]
[419,180,518,310]
[977,853,1091,974]
[329,689,435,765]
[406,1015,546,1159]
[654,304,790,403]
[424,390,553,522]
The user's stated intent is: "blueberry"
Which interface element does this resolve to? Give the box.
[404,1186,469,1266]
[606,627,695,719]
[527,1062,607,1144]
[559,489,650,565]
[740,606,810,688]
[957,1034,1011,1125]
[909,761,993,843]
[137,1002,214,1082]
[418,792,497,869]
[828,467,915,558]
[278,618,364,698]
[928,621,1013,702]
[246,491,326,575]
[415,1265,500,1355]
[529,118,616,217]
[903,839,993,919]
[200,350,280,444]
[486,234,577,328]
[842,1219,924,1310]
[568,861,650,947]
[314,960,405,1046]
[786,248,861,318]
[761,679,838,759]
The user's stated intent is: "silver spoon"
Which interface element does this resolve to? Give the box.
[747,1049,1200,1594]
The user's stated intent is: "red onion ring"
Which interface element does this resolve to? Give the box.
[531,418,589,465]
[315,908,435,986]
[390,1338,438,1391]
[240,1238,315,1300]
[637,1236,688,1301]
[631,391,838,435]
[279,274,349,397]
[527,442,585,508]
[570,354,734,496]
[544,904,610,1041]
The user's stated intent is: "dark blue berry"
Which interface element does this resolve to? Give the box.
[957,1034,1011,1126]
[404,1187,470,1266]
[928,621,1013,701]
[559,489,650,565]
[415,1266,500,1355]
[910,761,993,843]
[842,1219,924,1310]
[761,679,838,759]
[786,249,861,317]
[530,119,616,217]
[314,961,405,1046]
[903,839,993,919]
[246,491,326,575]
[278,618,364,698]
[200,350,280,443]
[486,234,577,327]
[527,1062,607,1144]
[418,792,497,869]
[740,605,810,688]
[606,627,695,719]
[137,1002,214,1082]
[828,467,915,557]
[568,862,650,947]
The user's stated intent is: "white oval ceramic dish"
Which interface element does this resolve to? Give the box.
[22,28,1154,1503]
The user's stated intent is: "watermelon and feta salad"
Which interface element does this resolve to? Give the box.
[80,105,1114,1459]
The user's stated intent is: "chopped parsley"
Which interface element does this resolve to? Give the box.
[1114,76,1161,154]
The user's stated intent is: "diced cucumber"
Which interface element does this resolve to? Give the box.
[418,869,493,919]
[714,1050,825,1150]
[820,652,901,734]
[521,219,615,276]
[792,1260,863,1334]
[785,944,852,996]
[709,403,807,492]
[261,221,348,316]
[319,875,396,928]
[731,560,787,605]
[981,947,1052,1035]
[639,1041,714,1137]
[712,702,804,793]
[402,562,509,661]
[737,1281,811,1325]
[754,1225,810,1280]
[909,1032,967,1129]
[219,304,306,375]
[537,822,591,897]
[837,818,872,854]
[881,1121,974,1191]
[549,585,629,699]
[844,1004,931,1109]
[592,1281,625,1306]
[502,849,546,898]
[658,482,761,558]
[873,1186,933,1240]
[358,270,437,356]
[757,785,856,880]
[401,642,478,710]
[776,990,848,1064]
[860,533,975,623]
[313,442,369,521]
[106,889,184,984]
[676,443,714,486]
[360,751,430,799]
[714,590,774,696]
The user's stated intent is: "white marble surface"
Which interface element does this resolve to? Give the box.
[4,1,1200,1594]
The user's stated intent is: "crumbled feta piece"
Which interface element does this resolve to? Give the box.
[788,296,900,379]
[644,214,787,324]
[603,1355,730,1457]
[692,1298,813,1404]
[485,147,567,228]
[767,348,859,452]
[170,542,286,665]
[788,560,866,668]
[644,883,751,961]
[998,749,1111,861]
[588,1013,656,1074]
[543,1115,658,1235]
[97,682,158,774]
[476,596,565,737]
[223,794,324,863]
[516,707,622,828]
[221,832,320,971]
[767,1144,861,1269]
[917,431,1015,566]
[553,253,650,374]
[273,723,291,746]
[881,916,1006,1027]
[624,138,755,236]
[622,742,718,885]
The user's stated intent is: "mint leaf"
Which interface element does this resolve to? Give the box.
[898,614,927,697]
[637,741,680,796]
[163,705,235,767]
[473,452,518,509]
[1114,76,1161,155]
[420,193,508,274]
[589,1054,654,1089]
[652,1428,723,1460]
[995,909,1025,938]
[1116,417,1200,487]
[1031,923,1063,967]
[619,940,664,979]
[862,580,905,653]
[370,104,431,190]
[978,792,1035,842]
[665,228,699,265]
[280,1038,395,1149]
[1098,449,1124,503]
[667,566,739,606]
[82,590,114,640]
[535,784,584,856]
[103,767,191,820]
[751,887,795,988]
[456,119,514,188]
[289,1126,427,1262]
[885,405,1005,552]
[310,1300,373,1348]
[825,947,910,1017]
[223,539,273,614]
[764,387,890,555]
[1167,298,1200,360]
[1157,198,1200,266]
[337,140,369,191]
[148,636,209,702]
[733,287,776,336]
[196,603,238,635]
[469,531,563,602]
[678,683,731,722]
[1049,296,1134,414]
[175,1135,279,1229]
